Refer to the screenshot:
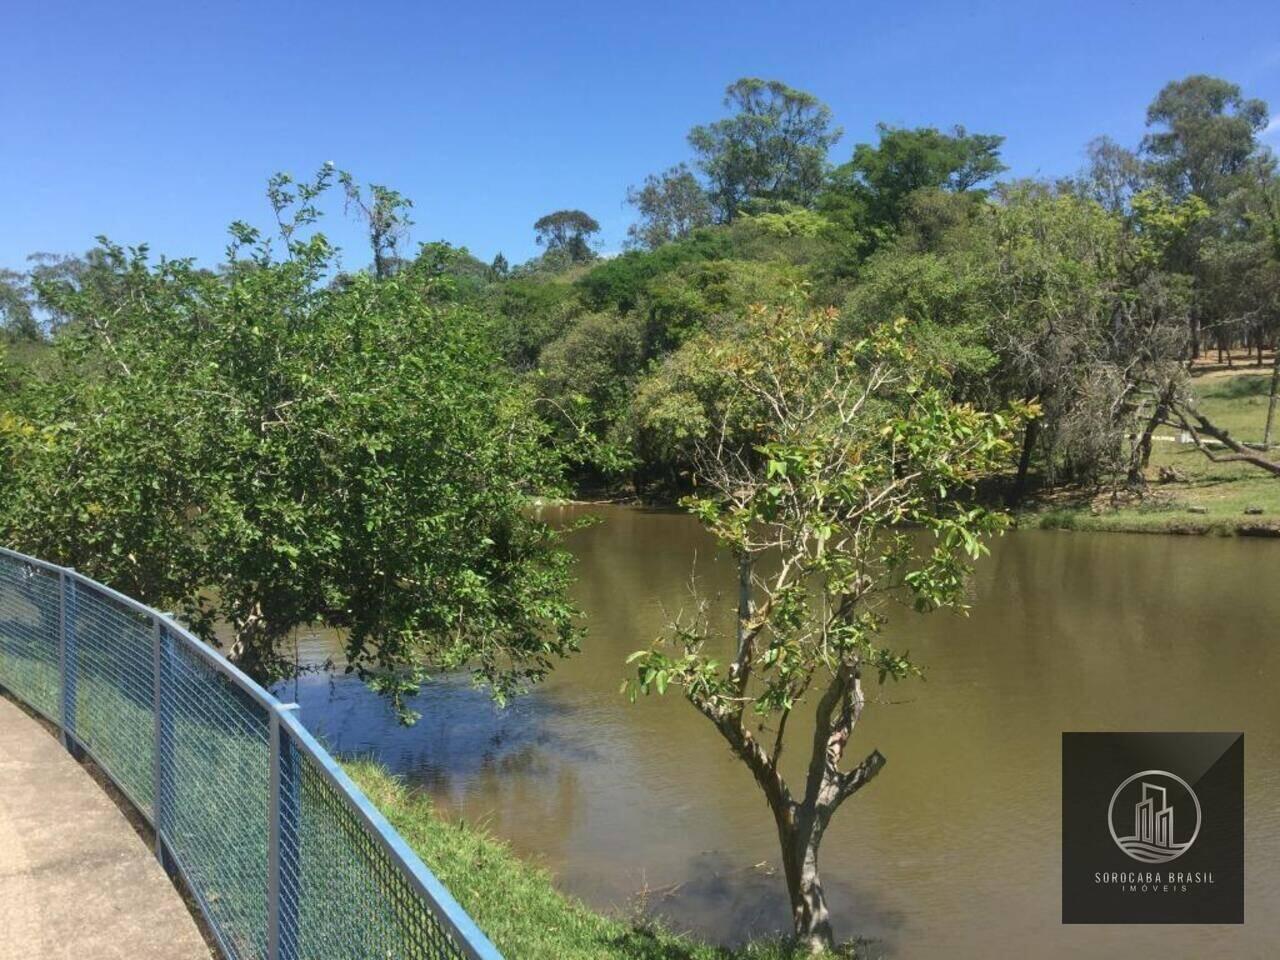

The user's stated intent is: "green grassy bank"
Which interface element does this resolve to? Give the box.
[345,761,870,960]
[1021,366,1280,536]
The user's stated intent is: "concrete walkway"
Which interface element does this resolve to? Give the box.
[0,695,210,959]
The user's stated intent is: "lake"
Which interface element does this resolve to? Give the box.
[276,504,1280,958]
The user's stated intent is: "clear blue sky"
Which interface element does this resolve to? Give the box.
[3,0,1280,273]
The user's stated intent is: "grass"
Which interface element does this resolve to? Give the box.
[345,760,871,960]
[1022,361,1280,536]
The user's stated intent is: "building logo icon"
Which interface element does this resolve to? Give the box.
[1107,769,1201,864]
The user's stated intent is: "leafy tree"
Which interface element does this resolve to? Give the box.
[533,209,601,263]
[23,247,138,333]
[1078,136,1147,214]
[626,164,714,249]
[0,269,39,341]
[535,311,645,476]
[410,241,492,303]
[688,78,841,221]
[824,124,1006,234]
[1139,76,1272,360]
[337,168,414,278]
[1142,74,1269,204]
[626,302,1025,952]
[488,276,582,370]
[985,184,1202,493]
[840,238,996,396]
[0,172,578,711]
[575,229,734,314]
[638,257,805,359]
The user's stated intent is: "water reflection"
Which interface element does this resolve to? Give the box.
[279,505,1280,958]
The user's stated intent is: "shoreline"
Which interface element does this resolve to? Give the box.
[344,760,870,960]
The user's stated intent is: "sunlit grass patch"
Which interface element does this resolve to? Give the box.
[1024,368,1280,536]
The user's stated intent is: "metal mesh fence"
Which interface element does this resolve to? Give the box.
[0,552,61,721]
[0,547,500,960]
[71,580,157,815]
[160,629,272,959]
[287,737,471,960]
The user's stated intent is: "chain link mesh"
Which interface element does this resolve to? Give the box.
[0,549,498,960]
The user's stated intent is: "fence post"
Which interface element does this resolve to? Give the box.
[268,703,301,960]
[58,570,77,752]
[152,616,168,863]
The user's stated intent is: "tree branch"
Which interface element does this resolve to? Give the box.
[1161,402,1280,477]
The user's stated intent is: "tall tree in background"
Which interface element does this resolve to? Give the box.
[533,209,601,263]
[338,169,415,278]
[0,269,39,341]
[1142,75,1270,359]
[689,78,841,221]
[1142,75,1269,204]
[1079,135,1147,214]
[625,164,714,249]
[825,124,1006,234]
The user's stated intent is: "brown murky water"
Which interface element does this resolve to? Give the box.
[277,505,1280,958]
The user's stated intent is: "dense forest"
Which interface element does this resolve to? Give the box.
[5,74,1279,504]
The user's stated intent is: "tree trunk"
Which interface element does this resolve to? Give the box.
[698,666,886,955]
[775,809,835,954]
[229,602,280,681]
[1264,349,1280,449]
[1130,383,1175,484]
[1008,418,1039,505]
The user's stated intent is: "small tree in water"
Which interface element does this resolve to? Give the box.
[626,302,1028,953]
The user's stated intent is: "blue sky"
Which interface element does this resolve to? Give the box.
[3,0,1280,273]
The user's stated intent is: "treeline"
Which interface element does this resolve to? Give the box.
[4,74,1280,506]
[454,74,1280,495]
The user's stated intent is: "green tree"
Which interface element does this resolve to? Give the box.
[626,164,714,249]
[1142,74,1269,204]
[985,184,1202,493]
[626,302,1025,952]
[535,311,645,477]
[574,229,734,314]
[488,276,582,370]
[0,269,39,341]
[337,168,415,278]
[824,124,1006,234]
[1137,76,1273,361]
[1078,136,1147,214]
[533,209,601,263]
[1,173,578,711]
[689,78,841,221]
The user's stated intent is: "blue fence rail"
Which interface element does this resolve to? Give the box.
[0,546,503,960]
